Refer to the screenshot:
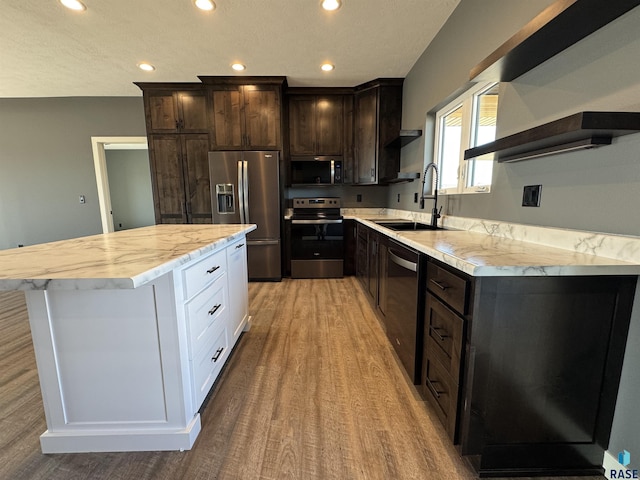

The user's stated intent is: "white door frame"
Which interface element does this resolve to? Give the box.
[91,136,148,233]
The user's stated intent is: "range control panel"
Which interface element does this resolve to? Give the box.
[293,197,341,209]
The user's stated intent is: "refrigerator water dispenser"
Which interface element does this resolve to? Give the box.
[216,184,235,214]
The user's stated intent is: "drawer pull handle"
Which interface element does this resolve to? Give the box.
[235,243,245,249]
[430,326,449,342]
[211,347,224,362]
[430,279,449,291]
[426,378,445,399]
[206,266,220,274]
[208,304,222,315]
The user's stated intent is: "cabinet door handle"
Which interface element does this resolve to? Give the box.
[430,279,449,291]
[211,347,224,362]
[426,378,444,399]
[430,326,449,342]
[208,304,222,315]
[206,265,220,274]
[235,243,245,249]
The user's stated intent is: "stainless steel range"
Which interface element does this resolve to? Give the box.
[290,197,343,279]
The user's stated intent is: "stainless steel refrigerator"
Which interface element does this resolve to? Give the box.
[208,151,281,281]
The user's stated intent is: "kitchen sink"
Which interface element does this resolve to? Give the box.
[374,221,444,231]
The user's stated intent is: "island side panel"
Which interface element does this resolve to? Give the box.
[24,272,201,453]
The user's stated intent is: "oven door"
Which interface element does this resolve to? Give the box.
[290,219,344,278]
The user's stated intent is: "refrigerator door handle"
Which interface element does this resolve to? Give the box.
[243,160,250,223]
[237,160,245,224]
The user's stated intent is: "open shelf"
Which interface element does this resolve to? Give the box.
[464,112,640,163]
[470,0,640,82]
[385,130,423,148]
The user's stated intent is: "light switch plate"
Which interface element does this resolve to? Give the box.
[522,185,541,207]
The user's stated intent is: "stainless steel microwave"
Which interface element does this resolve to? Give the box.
[290,156,343,185]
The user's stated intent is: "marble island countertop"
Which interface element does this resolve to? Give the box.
[349,213,640,277]
[0,224,256,291]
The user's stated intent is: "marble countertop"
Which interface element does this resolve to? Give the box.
[350,214,640,277]
[0,224,256,291]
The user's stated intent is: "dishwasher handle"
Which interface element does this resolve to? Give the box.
[388,249,418,272]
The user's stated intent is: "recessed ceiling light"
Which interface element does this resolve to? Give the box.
[321,63,335,72]
[59,0,86,11]
[231,63,246,71]
[137,63,156,72]
[321,0,342,11]
[194,0,215,11]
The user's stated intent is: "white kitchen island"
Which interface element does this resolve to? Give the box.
[0,224,255,453]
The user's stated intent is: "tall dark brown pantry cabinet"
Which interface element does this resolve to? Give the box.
[137,83,212,225]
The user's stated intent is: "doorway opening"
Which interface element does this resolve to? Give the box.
[91,136,152,233]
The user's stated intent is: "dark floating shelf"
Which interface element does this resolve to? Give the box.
[385,130,422,148]
[380,171,420,184]
[470,0,640,82]
[464,112,640,163]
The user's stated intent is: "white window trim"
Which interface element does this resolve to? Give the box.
[428,82,498,195]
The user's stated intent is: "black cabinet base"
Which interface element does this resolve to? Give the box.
[466,443,606,478]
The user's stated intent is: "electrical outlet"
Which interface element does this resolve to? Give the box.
[397,193,400,202]
[522,185,542,207]
[356,194,362,203]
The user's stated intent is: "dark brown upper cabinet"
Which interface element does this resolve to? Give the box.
[289,94,345,155]
[201,77,285,150]
[354,79,404,185]
[137,86,209,134]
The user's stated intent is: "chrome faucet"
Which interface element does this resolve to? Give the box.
[420,163,442,228]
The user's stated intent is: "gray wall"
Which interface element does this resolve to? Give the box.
[0,97,146,249]
[391,0,556,214]
[105,149,155,231]
[392,0,640,464]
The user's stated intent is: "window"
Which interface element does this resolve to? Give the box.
[431,82,499,194]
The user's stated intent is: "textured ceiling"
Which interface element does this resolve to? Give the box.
[0,0,460,98]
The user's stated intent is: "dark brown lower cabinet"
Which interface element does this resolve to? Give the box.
[423,292,465,441]
[352,226,637,477]
[420,258,637,477]
[148,133,212,224]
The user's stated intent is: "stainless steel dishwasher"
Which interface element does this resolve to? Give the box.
[384,239,426,384]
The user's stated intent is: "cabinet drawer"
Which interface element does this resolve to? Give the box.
[426,261,469,315]
[193,326,229,409]
[186,273,228,359]
[425,293,464,380]
[423,354,459,441]
[183,249,227,300]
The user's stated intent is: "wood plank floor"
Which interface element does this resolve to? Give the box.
[0,280,603,480]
